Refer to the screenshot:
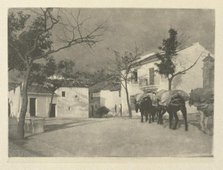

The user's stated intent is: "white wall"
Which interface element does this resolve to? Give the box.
[8,86,89,118]
[55,87,89,118]
[171,42,210,93]
[8,85,22,118]
[27,94,56,117]
[8,85,56,118]
[100,90,121,112]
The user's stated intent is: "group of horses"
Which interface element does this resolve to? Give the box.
[135,88,214,134]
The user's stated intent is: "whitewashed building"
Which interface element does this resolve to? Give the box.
[8,83,56,118]
[8,83,89,118]
[121,42,214,116]
[55,87,89,118]
[89,78,121,117]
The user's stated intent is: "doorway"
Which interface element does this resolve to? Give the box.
[90,105,94,118]
[30,98,36,117]
[49,104,56,117]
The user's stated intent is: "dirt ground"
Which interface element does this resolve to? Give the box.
[8,114,213,157]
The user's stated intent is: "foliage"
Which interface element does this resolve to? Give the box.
[72,68,113,86]
[155,28,179,78]
[8,8,105,139]
[155,28,201,90]
[29,57,75,90]
[8,12,30,71]
[95,106,110,118]
[112,48,141,87]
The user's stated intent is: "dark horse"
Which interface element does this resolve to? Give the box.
[135,96,157,123]
[157,95,188,131]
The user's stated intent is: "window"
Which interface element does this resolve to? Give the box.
[131,70,138,83]
[62,91,65,97]
[119,90,121,97]
[149,68,155,85]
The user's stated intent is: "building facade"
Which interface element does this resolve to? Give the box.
[89,79,121,117]
[55,87,89,118]
[121,43,214,115]
[8,84,89,119]
[8,84,56,118]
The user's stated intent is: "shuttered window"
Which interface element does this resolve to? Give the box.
[149,68,155,85]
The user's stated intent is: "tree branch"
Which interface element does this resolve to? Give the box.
[173,52,204,77]
[25,8,60,58]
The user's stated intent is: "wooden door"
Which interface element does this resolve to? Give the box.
[49,104,56,117]
[30,98,36,117]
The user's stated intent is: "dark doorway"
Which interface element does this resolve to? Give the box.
[90,105,94,118]
[49,104,56,117]
[30,98,36,117]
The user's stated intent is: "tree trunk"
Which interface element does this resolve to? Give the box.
[168,77,172,90]
[124,80,132,118]
[17,66,31,139]
[48,92,55,117]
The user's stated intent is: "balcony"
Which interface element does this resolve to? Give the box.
[140,85,159,92]
[139,78,159,92]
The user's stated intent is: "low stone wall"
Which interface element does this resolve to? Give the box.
[8,117,18,139]
[9,117,45,139]
[25,117,45,134]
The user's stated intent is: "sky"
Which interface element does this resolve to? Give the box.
[51,8,214,73]
[11,8,215,73]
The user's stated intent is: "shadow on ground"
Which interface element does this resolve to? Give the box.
[44,119,108,133]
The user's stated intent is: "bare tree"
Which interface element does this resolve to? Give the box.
[109,47,141,118]
[8,8,105,139]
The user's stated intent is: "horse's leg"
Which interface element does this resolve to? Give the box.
[157,108,161,124]
[204,116,209,134]
[155,110,158,121]
[145,112,148,122]
[159,108,165,125]
[152,109,155,122]
[141,111,143,123]
[208,115,214,135]
[199,111,205,132]
[173,112,179,130]
[148,112,152,123]
[169,112,173,129]
[181,105,188,131]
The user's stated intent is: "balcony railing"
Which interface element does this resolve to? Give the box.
[138,78,158,92]
[140,85,159,92]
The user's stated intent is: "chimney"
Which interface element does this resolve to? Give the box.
[203,53,214,89]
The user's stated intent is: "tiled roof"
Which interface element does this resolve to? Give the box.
[27,84,52,94]
[9,82,52,94]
